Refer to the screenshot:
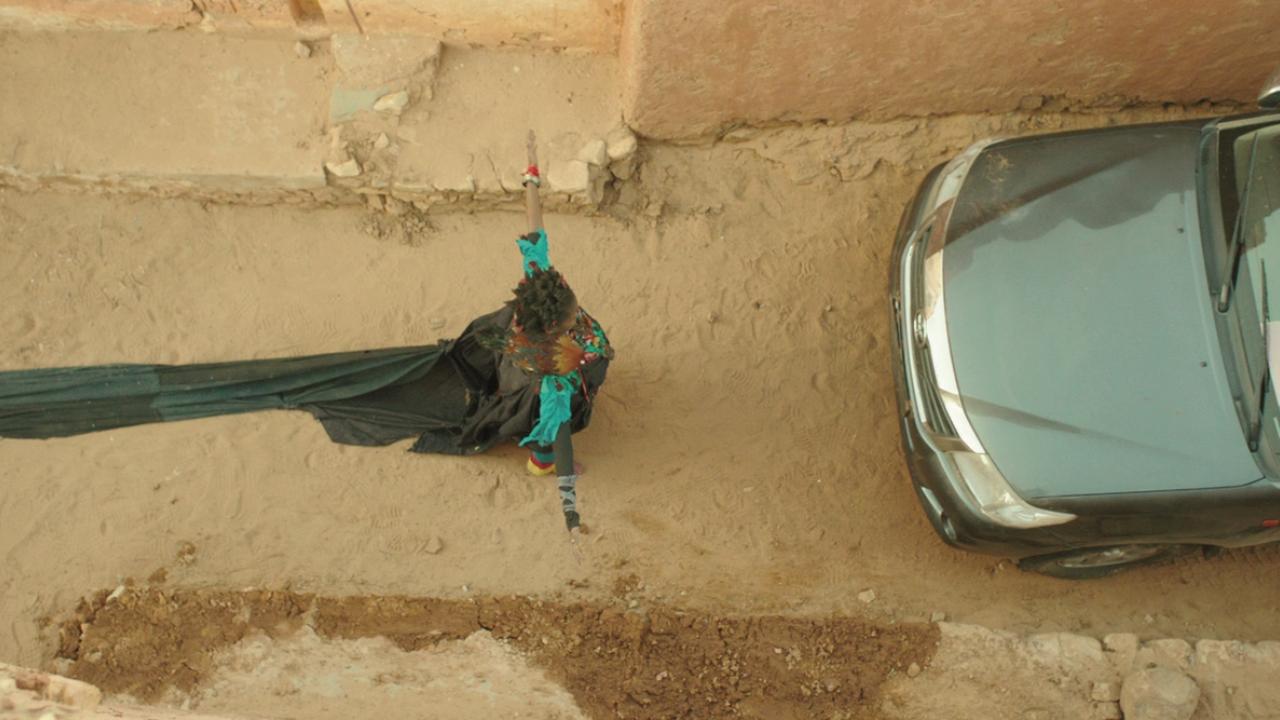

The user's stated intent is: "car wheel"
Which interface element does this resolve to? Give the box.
[1017,544,1190,580]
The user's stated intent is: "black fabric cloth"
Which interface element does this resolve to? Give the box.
[0,307,607,455]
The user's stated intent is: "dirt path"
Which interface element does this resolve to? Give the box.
[3,103,1280,695]
[54,586,934,719]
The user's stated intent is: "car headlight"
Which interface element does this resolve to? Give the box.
[949,452,1076,529]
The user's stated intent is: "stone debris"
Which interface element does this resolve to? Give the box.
[1103,633,1140,675]
[606,127,638,161]
[293,41,311,59]
[374,91,411,115]
[176,540,197,566]
[373,133,392,150]
[1,663,103,711]
[1134,639,1192,672]
[604,127,639,180]
[906,662,921,678]
[577,139,608,167]
[424,536,444,554]
[930,611,947,623]
[1120,667,1199,720]
[429,317,447,330]
[325,158,362,178]
[856,589,876,604]
[546,160,592,195]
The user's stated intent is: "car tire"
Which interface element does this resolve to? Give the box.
[1017,544,1195,580]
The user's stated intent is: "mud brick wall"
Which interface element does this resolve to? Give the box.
[621,0,1280,138]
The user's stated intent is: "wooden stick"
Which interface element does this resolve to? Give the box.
[525,130,544,234]
[343,0,365,36]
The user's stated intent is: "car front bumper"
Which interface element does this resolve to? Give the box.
[888,162,1080,559]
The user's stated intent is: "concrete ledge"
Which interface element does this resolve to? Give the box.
[0,0,622,53]
[0,30,633,212]
[0,31,329,194]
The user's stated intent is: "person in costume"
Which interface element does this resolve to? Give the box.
[0,134,612,535]
[498,154,614,533]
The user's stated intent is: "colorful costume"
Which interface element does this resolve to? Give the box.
[0,232,613,528]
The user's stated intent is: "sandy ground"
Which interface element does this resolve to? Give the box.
[3,55,1280,714]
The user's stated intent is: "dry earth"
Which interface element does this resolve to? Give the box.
[2,30,1280,718]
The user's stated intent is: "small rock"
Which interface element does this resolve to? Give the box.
[906,662,921,678]
[1120,667,1199,720]
[198,13,216,32]
[423,536,444,554]
[655,671,669,681]
[930,611,947,623]
[1104,633,1140,674]
[606,127,638,161]
[546,160,592,195]
[823,678,839,692]
[373,132,391,150]
[106,585,126,603]
[1135,639,1193,672]
[610,154,638,180]
[325,158,362,178]
[373,90,410,115]
[1091,681,1121,702]
[429,317,447,330]
[294,41,312,58]
[47,676,103,709]
[578,139,608,167]
[856,589,876,604]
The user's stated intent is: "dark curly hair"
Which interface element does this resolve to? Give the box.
[512,266,577,337]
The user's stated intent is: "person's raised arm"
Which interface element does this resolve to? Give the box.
[518,131,551,276]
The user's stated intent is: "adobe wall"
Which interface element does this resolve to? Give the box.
[621,0,1280,138]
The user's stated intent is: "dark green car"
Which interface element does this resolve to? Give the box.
[890,100,1280,578]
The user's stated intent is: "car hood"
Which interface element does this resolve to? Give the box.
[942,125,1262,499]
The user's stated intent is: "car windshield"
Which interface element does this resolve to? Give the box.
[1232,126,1280,392]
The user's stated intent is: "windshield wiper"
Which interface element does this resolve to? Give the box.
[1250,258,1270,451]
[1218,133,1262,312]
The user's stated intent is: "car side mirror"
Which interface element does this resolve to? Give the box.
[1261,67,1280,108]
